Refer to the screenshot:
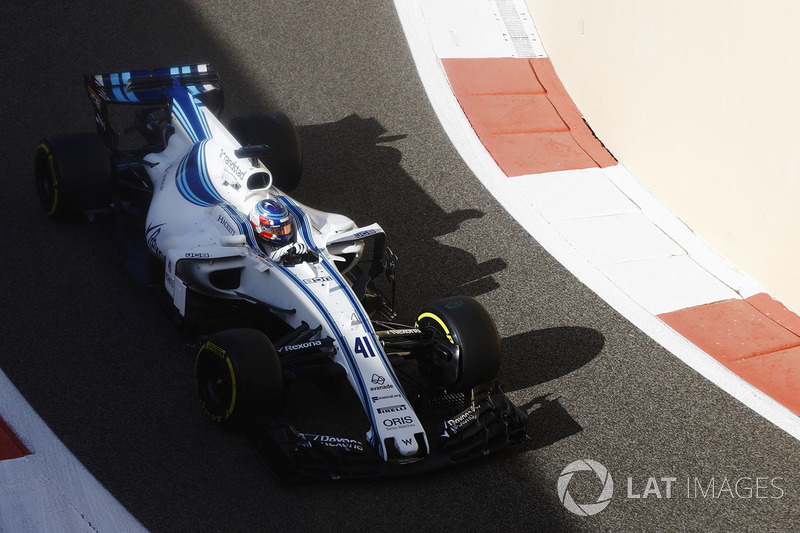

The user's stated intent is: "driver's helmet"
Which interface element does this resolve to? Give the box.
[249,199,294,246]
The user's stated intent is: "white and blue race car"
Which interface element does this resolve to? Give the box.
[34,64,527,480]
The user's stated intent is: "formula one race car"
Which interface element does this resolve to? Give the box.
[34,64,527,481]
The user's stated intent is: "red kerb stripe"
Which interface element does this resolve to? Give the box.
[0,415,30,460]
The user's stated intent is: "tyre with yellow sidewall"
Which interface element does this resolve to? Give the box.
[34,133,113,220]
[195,328,284,429]
[415,296,501,392]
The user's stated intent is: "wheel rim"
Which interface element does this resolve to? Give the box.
[197,352,235,419]
[417,315,461,388]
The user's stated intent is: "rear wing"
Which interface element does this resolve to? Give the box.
[85,64,221,105]
[84,64,223,149]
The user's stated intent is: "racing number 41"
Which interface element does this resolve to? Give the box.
[354,336,376,358]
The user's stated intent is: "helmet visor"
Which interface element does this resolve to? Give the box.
[258,214,293,243]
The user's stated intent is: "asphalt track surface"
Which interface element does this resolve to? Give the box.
[2,2,800,531]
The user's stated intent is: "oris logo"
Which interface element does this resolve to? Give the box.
[382,416,413,427]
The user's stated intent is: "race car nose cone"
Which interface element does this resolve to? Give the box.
[393,433,420,457]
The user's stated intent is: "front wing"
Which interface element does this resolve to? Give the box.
[247,382,527,481]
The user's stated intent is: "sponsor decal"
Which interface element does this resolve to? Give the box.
[384,328,421,336]
[221,179,242,191]
[371,393,402,402]
[376,404,407,414]
[185,252,211,258]
[217,213,236,236]
[218,148,247,181]
[303,276,333,285]
[369,374,393,392]
[442,405,478,437]
[381,416,414,431]
[203,341,226,357]
[146,222,166,263]
[352,228,379,239]
[303,434,365,453]
[278,340,323,352]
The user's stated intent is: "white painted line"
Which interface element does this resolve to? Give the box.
[512,165,749,311]
[601,255,742,315]
[602,164,765,300]
[0,370,146,532]
[1,461,100,532]
[553,212,686,266]
[419,0,545,58]
[393,0,800,440]
[511,168,640,220]
[420,0,515,58]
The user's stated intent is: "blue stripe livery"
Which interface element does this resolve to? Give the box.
[176,139,223,207]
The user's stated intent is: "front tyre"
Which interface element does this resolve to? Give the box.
[415,296,501,392]
[34,133,113,220]
[195,329,283,429]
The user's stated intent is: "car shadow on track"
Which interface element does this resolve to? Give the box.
[502,326,606,390]
[499,326,605,448]
[293,114,507,319]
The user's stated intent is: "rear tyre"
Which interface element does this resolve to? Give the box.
[195,328,284,429]
[415,296,501,392]
[228,112,303,192]
[34,133,113,220]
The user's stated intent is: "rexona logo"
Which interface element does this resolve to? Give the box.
[278,340,323,353]
[557,459,614,516]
